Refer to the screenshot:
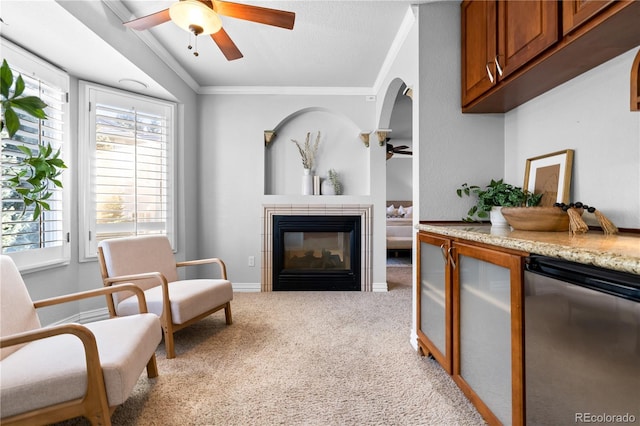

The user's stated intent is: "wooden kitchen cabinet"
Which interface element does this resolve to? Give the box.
[416,232,453,374]
[417,230,525,425]
[562,0,615,35]
[452,240,525,426]
[461,0,640,113]
[461,0,558,107]
[461,0,496,106]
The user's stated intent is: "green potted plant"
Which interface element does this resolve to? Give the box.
[1,59,67,220]
[456,179,542,224]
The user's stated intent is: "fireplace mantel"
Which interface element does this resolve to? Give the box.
[262,204,373,291]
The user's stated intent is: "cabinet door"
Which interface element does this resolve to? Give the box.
[461,0,497,106]
[452,242,524,426]
[497,0,559,80]
[416,232,452,373]
[562,0,615,35]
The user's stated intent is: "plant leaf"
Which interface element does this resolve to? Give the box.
[3,106,20,138]
[14,74,25,97]
[0,59,13,99]
[8,96,48,119]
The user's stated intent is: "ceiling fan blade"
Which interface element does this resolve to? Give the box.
[123,9,171,31]
[393,145,410,151]
[211,28,244,61]
[213,1,295,30]
[397,151,413,155]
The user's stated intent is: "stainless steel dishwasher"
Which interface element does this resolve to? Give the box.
[524,255,640,426]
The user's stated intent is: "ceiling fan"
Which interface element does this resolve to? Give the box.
[386,139,412,160]
[123,0,295,61]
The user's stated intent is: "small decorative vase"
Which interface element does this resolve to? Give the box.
[302,169,313,195]
[490,206,509,227]
[321,179,336,195]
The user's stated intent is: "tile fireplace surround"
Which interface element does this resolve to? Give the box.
[262,204,373,291]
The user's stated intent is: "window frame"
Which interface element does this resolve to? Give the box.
[1,39,71,272]
[78,81,177,262]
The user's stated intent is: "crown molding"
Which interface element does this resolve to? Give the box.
[197,85,375,96]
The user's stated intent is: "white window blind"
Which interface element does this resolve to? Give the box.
[79,82,175,260]
[1,39,70,271]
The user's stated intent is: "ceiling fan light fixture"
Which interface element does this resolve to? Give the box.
[169,0,222,35]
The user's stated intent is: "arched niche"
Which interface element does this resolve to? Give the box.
[631,48,640,111]
[264,107,368,196]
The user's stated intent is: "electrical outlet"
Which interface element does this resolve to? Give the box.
[248,256,255,267]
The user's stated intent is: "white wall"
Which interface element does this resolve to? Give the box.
[417,3,505,222]
[505,47,640,229]
[197,94,376,288]
[387,157,413,200]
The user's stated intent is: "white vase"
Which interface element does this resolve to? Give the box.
[302,169,313,195]
[490,206,509,227]
[321,179,336,195]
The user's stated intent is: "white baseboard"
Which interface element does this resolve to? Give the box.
[232,282,261,292]
[81,307,111,323]
[372,281,389,292]
[409,329,419,352]
[48,307,110,326]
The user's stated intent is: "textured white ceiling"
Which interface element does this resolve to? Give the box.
[118,1,414,89]
[0,1,416,95]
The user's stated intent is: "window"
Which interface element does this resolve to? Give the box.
[1,39,70,271]
[79,82,176,261]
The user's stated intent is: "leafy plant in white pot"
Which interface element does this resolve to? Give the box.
[321,168,342,195]
[1,59,67,220]
[457,179,542,226]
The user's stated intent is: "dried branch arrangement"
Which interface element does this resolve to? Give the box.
[291,131,320,170]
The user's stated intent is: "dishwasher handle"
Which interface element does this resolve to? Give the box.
[525,255,640,303]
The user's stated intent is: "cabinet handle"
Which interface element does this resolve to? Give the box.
[485,62,495,83]
[440,244,448,263]
[494,55,503,77]
[447,247,456,269]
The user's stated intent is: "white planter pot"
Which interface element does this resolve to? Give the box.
[490,206,509,227]
[301,169,313,195]
[320,179,336,195]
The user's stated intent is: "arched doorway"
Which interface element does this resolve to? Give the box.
[380,79,414,266]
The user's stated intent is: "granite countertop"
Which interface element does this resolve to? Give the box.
[416,223,640,275]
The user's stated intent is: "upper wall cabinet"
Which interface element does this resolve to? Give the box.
[562,0,615,35]
[462,0,640,113]
[461,0,558,107]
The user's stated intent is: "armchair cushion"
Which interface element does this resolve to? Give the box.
[117,279,233,325]
[1,313,161,418]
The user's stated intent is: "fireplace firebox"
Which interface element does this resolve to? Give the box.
[273,215,361,291]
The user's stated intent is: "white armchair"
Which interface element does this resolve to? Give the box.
[97,235,233,359]
[0,255,161,426]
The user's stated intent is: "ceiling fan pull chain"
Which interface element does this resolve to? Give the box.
[186,33,200,57]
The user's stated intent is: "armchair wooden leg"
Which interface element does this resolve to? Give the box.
[146,354,159,378]
[225,302,232,325]
[163,326,176,359]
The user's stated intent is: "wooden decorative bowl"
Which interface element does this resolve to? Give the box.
[500,207,582,232]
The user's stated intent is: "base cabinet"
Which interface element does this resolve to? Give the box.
[416,232,452,373]
[418,231,525,426]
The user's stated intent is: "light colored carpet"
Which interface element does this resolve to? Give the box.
[56,268,484,426]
